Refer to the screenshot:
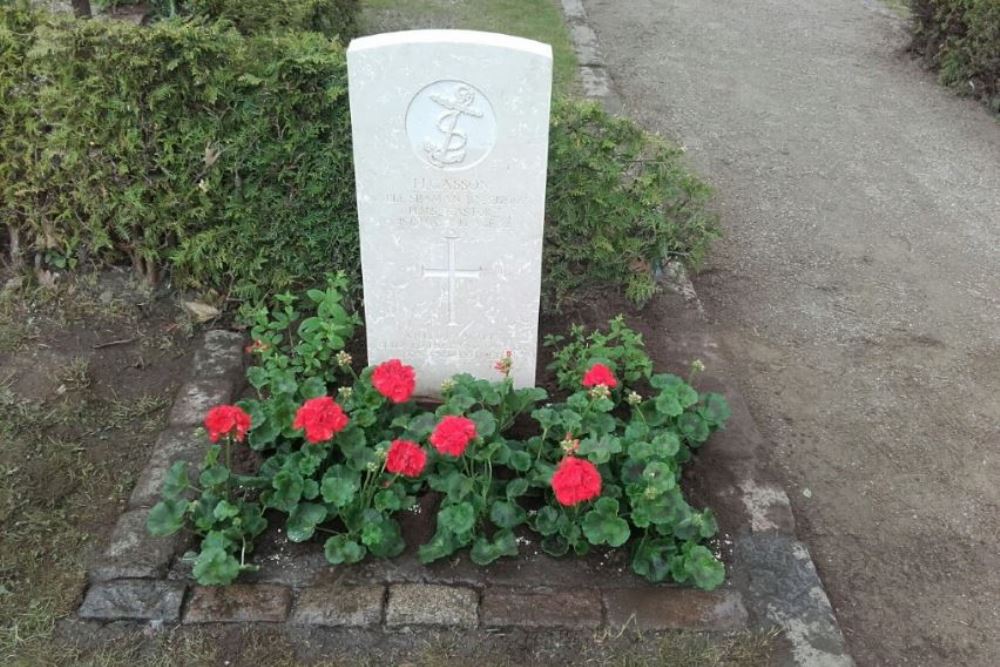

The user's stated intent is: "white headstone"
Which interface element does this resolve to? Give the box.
[347,30,553,395]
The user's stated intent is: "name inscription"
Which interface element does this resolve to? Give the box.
[382,177,517,228]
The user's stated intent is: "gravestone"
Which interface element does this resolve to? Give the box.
[347,30,553,396]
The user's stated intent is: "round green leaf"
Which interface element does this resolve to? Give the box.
[323,535,366,565]
[147,498,188,537]
[192,546,240,586]
[286,502,327,542]
[489,500,526,529]
[437,501,475,535]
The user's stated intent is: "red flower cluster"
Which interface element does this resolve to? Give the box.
[371,359,416,403]
[582,363,618,389]
[551,456,602,506]
[293,396,349,443]
[385,439,428,477]
[429,416,477,457]
[204,405,252,443]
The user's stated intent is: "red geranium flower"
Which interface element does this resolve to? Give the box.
[582,363,618,389]
[293,396,349,444]
[429,415,477,457]
[551,456,602,506]
[371,359,416,403]
[204,405,252,443]
[385,439,428,477]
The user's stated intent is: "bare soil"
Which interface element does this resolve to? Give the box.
[580,0,1000,665]
[0,270,199,663]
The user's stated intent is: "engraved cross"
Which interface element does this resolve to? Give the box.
[422,235,482,326]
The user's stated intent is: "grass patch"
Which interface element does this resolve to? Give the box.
[0,383,170,663]
[359,0,579,95]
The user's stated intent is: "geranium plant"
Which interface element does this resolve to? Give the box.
[149,280,731,589]
[147,405,267,585]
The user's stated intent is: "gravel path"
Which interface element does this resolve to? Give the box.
[581,1,1000,665]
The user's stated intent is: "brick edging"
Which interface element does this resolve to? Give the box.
[79,330,245,620]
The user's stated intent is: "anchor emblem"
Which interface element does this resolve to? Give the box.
[424,86,484,168]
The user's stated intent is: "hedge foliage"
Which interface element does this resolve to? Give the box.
[911,0,1000,112]
[182,0,360,40]
[0,4,718,309]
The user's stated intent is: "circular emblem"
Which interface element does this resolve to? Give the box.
[405,80,497,171]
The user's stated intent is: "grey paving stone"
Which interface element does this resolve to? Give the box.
[168,377,234,427]
[89,509,187,582]
[184,584,292,623]
[385,584,478,627]
[603,587,748,631]
[480,588,602,628]
[129,427,203,508]
[290,585,385,626]
[736,533,854,666]
[192,330,245,383]
[78,580,185,622]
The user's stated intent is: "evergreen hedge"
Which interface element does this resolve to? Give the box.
[911,0,1000,112]
[0,4,717,309]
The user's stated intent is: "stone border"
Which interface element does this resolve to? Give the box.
[78,330,749,634]
[560,2,855,664]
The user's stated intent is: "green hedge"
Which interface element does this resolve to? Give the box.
[0,5,717,309]
[911,0,1000,112]
[183,0,360,40]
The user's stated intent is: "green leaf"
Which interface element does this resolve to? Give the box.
[469,409,497,439]
[320,466,359,508]
[404,412,437,440]
[684,545,725,590]
[470,529,518,565]
[437,501,475,535]
[505,477,530,500]
[582,507,630,547]
[418,529,461,564]
[199,464,230,488]
[192,546,240,586]
[365,517,405,558]
[642,461,677,495]
[212,499,240,521]
[702,393,731,426]
[299,376,327,399]
[677,383,699,408]
[147,498,188,536]
[631,537,676,583]
[655,392,683,417]
[161,461,190,499]
[540,534,570,557]
[374,488,403,512]
[269,469,304,512]
[246,366,270,390]
[323,535,366,565]
[679,412,711,444]
[531,506,564,536]
[248,416,280,451]
[489,500,526,529]
[652,431,681,457]
[508,450,533,472]
[287,502,328,542]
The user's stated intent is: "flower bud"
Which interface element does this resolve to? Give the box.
[336,351,352,368]
[588,384,611,400]
[626,390,642,406]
